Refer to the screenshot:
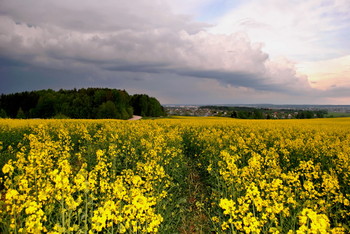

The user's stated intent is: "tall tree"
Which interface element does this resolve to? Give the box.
[97,101,118,119]
[131,94,165,117]
[0,109,7,118]
[16,107,26,119]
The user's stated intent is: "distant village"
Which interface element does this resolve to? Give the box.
[165,105,350,119]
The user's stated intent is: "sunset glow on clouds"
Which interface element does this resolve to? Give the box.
[207,0,350,91]
[0,0,349,104]
[298,56,350,89]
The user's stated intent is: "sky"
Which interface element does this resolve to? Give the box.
[0,0,350,104]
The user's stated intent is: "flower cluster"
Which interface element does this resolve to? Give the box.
[0,120,184,233]
[185,118,350,233]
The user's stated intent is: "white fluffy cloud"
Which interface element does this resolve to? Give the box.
[211,0,350,60]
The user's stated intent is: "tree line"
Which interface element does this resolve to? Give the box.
[201,106,327,119]
[0,88,165,119]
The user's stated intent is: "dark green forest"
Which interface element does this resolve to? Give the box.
[0,88,165,119]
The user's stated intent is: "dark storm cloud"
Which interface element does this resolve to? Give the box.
[0,57,27,68]
[0,65,91,94]
[319,86,350,98]
[175,69,296,93]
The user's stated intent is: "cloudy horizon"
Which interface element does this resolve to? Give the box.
[1,0,349,105]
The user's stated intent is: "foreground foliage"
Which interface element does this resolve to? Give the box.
[0,117,350,233]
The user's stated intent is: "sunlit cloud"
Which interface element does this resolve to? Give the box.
[297,55,350,90]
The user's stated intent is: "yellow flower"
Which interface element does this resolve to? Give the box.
[6,189,19,201]
[2,161,14,174]
[221,221,229,230]
[211,216,219,223]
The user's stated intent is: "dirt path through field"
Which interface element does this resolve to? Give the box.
[128,115,142,120]
[179,163,211,234]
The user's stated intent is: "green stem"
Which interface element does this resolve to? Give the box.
[61,198,65,233]
[85,192,88,234]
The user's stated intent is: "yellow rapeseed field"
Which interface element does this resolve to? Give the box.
[0,117,349,233]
